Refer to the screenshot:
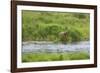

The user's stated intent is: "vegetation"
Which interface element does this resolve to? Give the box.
[22,10,90,62]
[22,51,90,62]
[22,10,90,43]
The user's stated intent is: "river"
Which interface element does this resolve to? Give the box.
[22,41,90,53]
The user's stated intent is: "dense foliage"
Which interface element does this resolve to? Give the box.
[22,10,90,43]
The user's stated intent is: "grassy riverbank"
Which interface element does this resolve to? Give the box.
[22,10,90,43]
[22,51,89,62]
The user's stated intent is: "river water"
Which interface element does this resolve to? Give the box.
[22,41,90,53]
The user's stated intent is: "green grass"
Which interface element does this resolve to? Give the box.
[22,10,90,43]
[22,51,90,62]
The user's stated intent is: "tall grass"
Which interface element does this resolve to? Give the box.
[22,10,90,43]
[22,51,90,62]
